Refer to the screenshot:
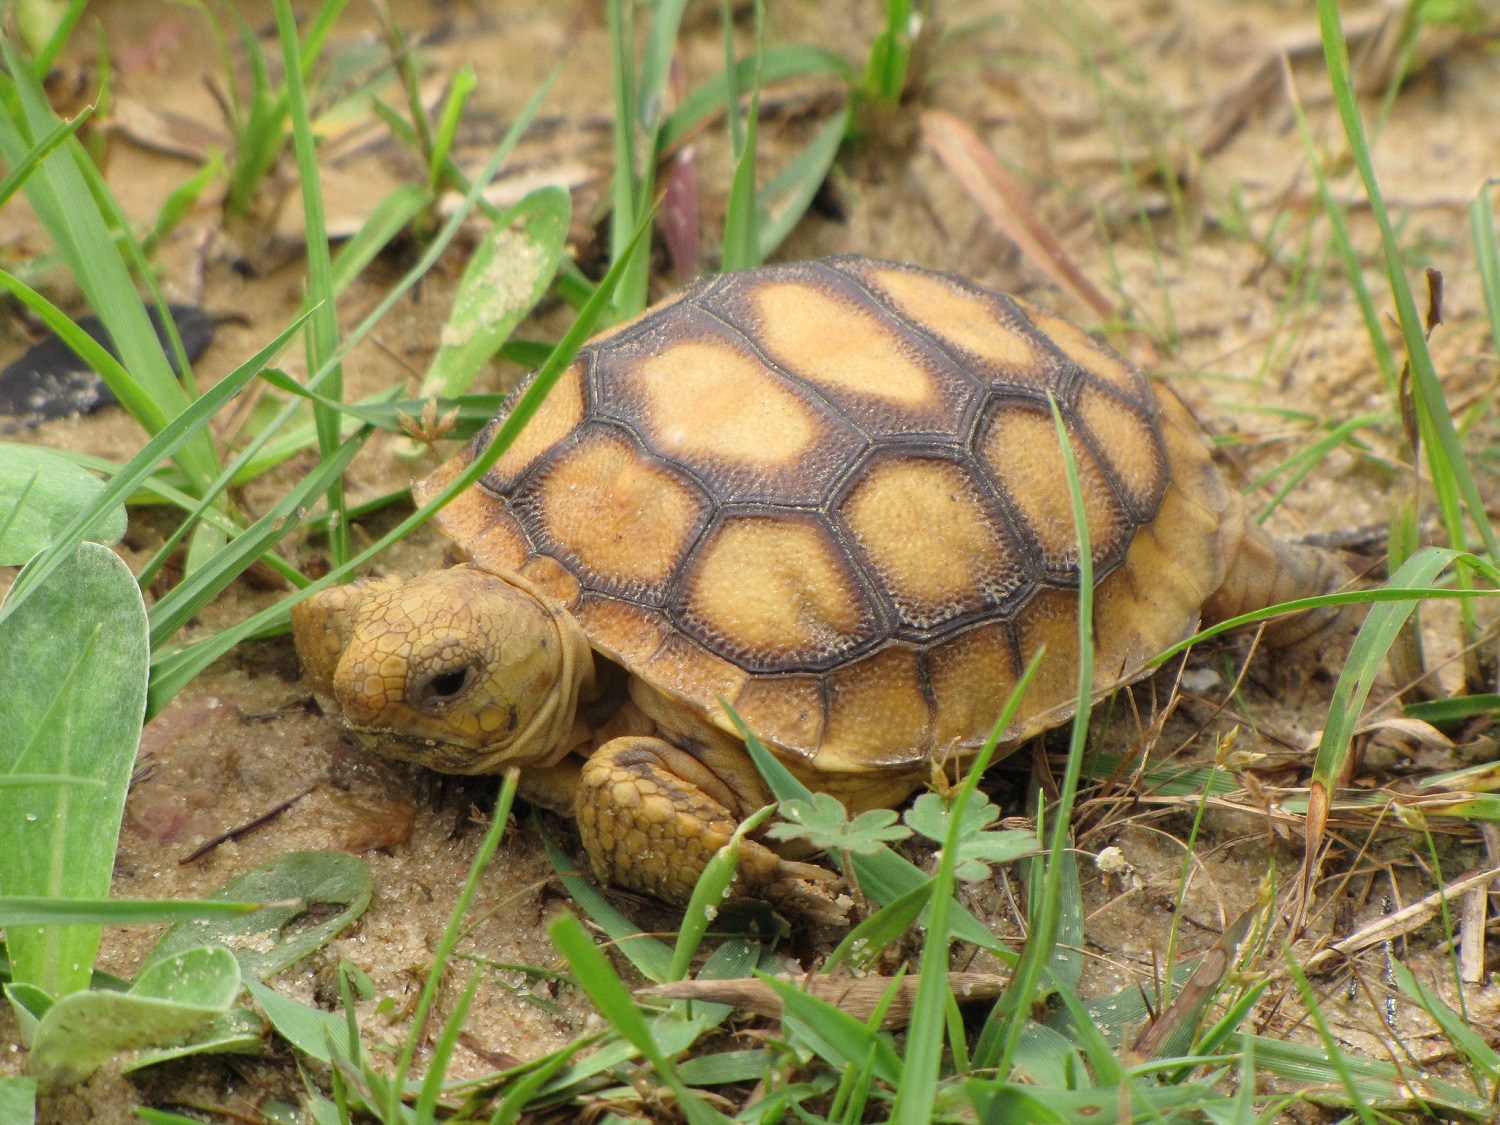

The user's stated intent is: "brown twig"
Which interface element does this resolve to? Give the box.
[1303,865,1500,972]
[921,108,1115,321]
[179,785,317,864]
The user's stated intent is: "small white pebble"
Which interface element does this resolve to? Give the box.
[1095,846,1131,874]
[1179,667,1221,693]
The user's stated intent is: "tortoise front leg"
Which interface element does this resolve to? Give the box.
[576,736,843,921]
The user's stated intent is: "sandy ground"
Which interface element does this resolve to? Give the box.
[4,0,1500,1120]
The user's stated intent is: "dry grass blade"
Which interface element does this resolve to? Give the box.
[1302,865,1500,972]
[1124,909,1254,1064]
[1196,3,1409,158]
[921,108,1114,320]
[638,972,1004,1030]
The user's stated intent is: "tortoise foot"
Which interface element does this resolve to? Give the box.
[576,736,843,922]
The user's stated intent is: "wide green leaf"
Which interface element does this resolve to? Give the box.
[421,184,571,397]
[244,978,348,1066]
[0,1077,36,1125]
[0,543,147,998]
[0,443,125,565]
[143,851,371,981]
[24,945,240,1091]
[121,1006,265,1073]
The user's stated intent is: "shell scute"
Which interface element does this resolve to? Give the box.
[710,264,979,442]
[835,450,1031,634]
[595,303,863,504]
[976,398,1134,583]
[676,510,882,672]
[512,425,710,605]
[835,257,1054,394]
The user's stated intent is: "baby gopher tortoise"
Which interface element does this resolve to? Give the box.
[292,256,1345,918]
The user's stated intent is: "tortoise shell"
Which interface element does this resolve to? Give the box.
[417,256,1234,780]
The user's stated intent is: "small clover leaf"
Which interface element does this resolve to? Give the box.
[904,792,1036,882]
[766,793,913,855]
[905,791,1001,842]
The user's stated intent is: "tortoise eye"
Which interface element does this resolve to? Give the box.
[411,665,476,711]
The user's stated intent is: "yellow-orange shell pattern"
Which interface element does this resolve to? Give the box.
[416,257,1231,778]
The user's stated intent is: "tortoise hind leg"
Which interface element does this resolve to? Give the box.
[1201,514,1350,647]
[576,736,843,922]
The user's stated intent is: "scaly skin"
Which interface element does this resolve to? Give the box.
[576,736,840,921]
[291,566,843,919]
[292,565,594,774]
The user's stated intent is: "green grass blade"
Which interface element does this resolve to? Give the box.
[1404,694,1500,725]
[1470,183,1500,370]
[550,914,728,1125]
[669,805,775,983]
[822,879,933,972]
[757,107,848,261]
[1312,547,1459,790]
[133,377,361,595]
[413,968,482,1124]
[0,105,92,210]
[1283,957,1386,1125]
[145,425,371,647]
[1249,412,1387,523]
[0,269,167,434]
[0,42,212,488]
[275,0,349,567]
[1249,1032,1488,1116]
[721,0,763,271]
[607,0,687,318]
[640,0,690,136]
[891,652,1044,1124]
[32,0,89,74]
[659,44,853,150]
[759,973,903,1086]
[385,769,519,1124]
[536,812,673,983]
[1391,959,1499,1082]
[1276,95,1413,597]
[980,399,1098,1075]
[428,65,477,192]
[1319,0,1496,561]
[142,151,224,258]
[330,182,432,295]
[221,13,273,215]
[198,60,561,506]
[485,1039,589,1125]
[0,898,268,927]
[860,0,914,106]
[0,308,313,625]
[244,978,348,1067]
[607,0,642,317]
[1149,579,1500,667]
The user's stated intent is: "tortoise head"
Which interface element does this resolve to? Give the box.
[290,565,593,773]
